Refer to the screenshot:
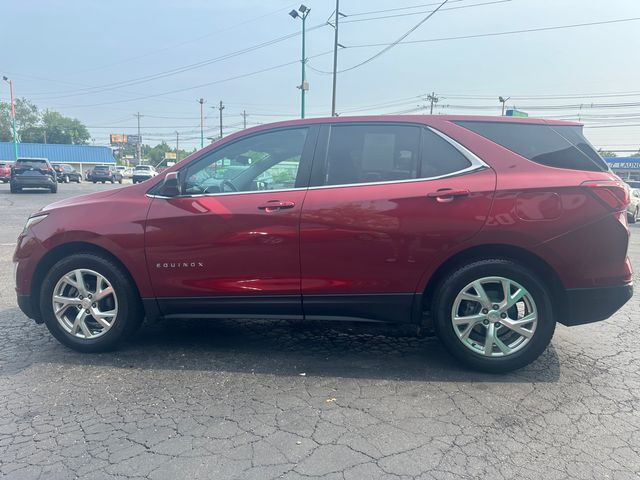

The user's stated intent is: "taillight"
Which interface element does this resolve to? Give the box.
[582,180,629,211]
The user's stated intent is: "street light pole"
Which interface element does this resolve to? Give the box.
[499,96,510,116]
[2,76,18,160]
[290,5,310,119]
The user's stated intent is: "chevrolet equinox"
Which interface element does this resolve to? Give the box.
[14,116,633,372]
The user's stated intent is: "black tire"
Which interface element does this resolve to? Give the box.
[50,184,58,193]
[76,177,81,183]
[39,253,143,352]
[629,208,638,224]
[431,258,555,373]
[92,180,97,184]
[110,179,114,184]
[118,178,122,184]
[63,175,69,183]
[101,180,105,184]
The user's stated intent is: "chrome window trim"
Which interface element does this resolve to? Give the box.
[146,186,308,200]
[148,125,489,199]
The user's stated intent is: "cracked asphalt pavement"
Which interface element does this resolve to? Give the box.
[0,182,639,479]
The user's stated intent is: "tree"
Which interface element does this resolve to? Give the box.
[1,99,90,144]
[630,151,640,157]
[39,110,90,144]
[0,98,39,142]
[597,149,617,158]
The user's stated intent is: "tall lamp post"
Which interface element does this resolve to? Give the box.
[499,96,510,116]
[289,5,310,119]
[2,76,18,160]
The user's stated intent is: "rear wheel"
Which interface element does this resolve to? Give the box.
[40,253,143,352]
[63,175,70,183]
[432,259,555,373]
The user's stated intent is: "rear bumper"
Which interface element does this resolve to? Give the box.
[12,176,55,187]
[561,283,633,326]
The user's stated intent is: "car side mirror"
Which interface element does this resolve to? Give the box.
[158,172,181,197]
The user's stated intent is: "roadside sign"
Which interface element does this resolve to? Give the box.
[506,109,528,117]
[165,152,177,160]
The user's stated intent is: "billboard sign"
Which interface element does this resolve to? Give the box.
[110,134,141,145]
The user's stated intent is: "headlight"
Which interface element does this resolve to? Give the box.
[22,214,48,234]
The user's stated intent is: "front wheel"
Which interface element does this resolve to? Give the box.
[40,253,143,352]
[432,259,555,373]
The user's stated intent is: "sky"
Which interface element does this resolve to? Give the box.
[2,0,639,152]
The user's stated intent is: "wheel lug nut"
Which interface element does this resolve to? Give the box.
[88,294,92,299]
[481,308,488,314]
[92,303,96,308]
[79,295,83,299]
[500,313,507,319]
[483,319,489,325]
[492,304,499,310]
[85,309,90,314]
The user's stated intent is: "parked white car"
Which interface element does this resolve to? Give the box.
[132,165,157,184]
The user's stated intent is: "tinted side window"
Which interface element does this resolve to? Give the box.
[454,121,607,172]
[421,128,471,178]
[324,125,420,186]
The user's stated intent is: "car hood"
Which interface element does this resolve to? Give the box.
[41,188,124,213]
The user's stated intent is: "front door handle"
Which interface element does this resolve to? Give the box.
[257,201,296,212]
[427,189,470,203]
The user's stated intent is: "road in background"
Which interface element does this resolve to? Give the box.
[0,182,638,480]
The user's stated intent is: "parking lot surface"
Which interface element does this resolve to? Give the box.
[0,182,638,480]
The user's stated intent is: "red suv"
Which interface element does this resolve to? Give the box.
[14,116,633,372]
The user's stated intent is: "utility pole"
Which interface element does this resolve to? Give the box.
[134,112,143,163]
[427,92,439,114]
[289,6,310,119]
[218,101,225,139]
[198,98,205,149]
[175,131,180,162]
[2,76,18,160]
[499,96,510,116]
[241,110,248,129]
[331,0,340,116]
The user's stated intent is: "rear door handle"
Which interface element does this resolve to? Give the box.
[257,201,296,212]
[427,189,470,203]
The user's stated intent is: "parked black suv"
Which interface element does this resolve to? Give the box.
[90,165,123,184]
[52,164,82,183]
[10,157,57,193]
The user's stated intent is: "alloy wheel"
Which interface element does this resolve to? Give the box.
[451,276,537,357]
[52,269,119,339]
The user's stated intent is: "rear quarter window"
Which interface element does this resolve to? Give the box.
[454,121,608,172]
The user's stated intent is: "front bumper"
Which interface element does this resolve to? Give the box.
[561,283,633,326]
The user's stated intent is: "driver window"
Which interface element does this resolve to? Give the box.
[183,128,308,195]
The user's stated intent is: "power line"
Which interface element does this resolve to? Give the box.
[28,24,329,100]
[48,51,334,109]
[331,0,451,74]
[346,17,640,50]
[341,0,511,24]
